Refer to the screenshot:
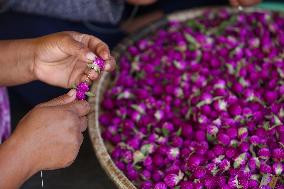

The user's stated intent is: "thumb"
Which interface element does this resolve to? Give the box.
[43,89,76,107]
[62,100,90,117]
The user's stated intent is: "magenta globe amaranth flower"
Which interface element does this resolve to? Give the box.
[154,182,167,189]
[75,82,93,100]
[164,172,183,187]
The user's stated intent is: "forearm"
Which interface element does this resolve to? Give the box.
[0,39,36,86]
[0,135,37,189]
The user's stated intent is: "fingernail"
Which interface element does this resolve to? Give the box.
[105,63,111,71]
[86,52,96,61]
[102,51,109,60]
[67,89,76,97]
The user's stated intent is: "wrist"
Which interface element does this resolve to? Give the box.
[0,134,38,181]
[13,39,37,82]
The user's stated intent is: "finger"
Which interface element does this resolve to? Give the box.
[238,0,261,6]
[68,32,111,60]
[42,89,76,107]
[84,69,100,81]
[80,75,92,85]
[64,100,90,117]
[93,42,110,60]
[104,56,116,72]
[80,116,88,132]
[60,36,97,63]
[77,133,84,147]
[229,0,239,6]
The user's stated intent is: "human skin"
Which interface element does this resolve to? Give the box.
[0,31,115,87]
[0,31,116,189]
[229,0,262,6]
[0,91,89,189]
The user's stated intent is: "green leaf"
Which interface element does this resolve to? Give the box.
[154,128,161,133]
[273,115,282,126]
[207,133,216,142]
[185,171,191,176]
[188,44,196,51]
[134,165,142,170]
[184,33,200,48]
[233,153,247,168]
[147,124,152,132]
[133,151,145,165]
[85,92,95,97]
[141,144,153,155]
[174,186,181,189]
[176,128,182,136]
[162,128,169,137]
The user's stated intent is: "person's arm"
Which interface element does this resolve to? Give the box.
[0,31,115,87]
[0,39,35,86]
[229,0,261,6]
[0,91,89,189]
[0,134,37,188]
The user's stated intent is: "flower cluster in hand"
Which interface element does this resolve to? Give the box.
[75,57,105,100]
[100,10,284,189]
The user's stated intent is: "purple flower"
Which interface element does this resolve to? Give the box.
[187,155,203,168]
[225,147,236,159]
[168,147,180,160]
[126,165,139,180]
[249,135,260,145]
[76,90,86,100]
[233,153,248,168]
[77,82,89,92]
[238,127,248,140]
[228,104,242,117]
[217,133,231,145]
[141,181,153,189]
[272,162,283,175]
[207,125,219,135]
[180,181,194,189]
[239,142,249,152]
[171,136,183,147]
[141,170,151,180]
[272,148,284,160]
[219,159,231,171]
[193,167,206,179]
[164,172,183,187]
[260,163,272,174]
[152,170,164,182]
[248,157,260,171]
[264,91,278,104]
[154,182,167,189]
[258,148,270,160]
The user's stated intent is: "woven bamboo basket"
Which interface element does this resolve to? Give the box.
[88,7,273,189]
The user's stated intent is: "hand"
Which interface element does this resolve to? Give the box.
[31,31,116,88]
[126,0,156,5]
[229,0,262,7]
[12,90,90,172]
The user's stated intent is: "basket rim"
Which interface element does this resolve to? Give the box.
[87,6,280,189]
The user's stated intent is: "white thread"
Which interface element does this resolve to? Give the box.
[41,171,44,188]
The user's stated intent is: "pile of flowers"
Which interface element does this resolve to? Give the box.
[100,9,284,189]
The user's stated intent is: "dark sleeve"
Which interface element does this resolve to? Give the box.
[9,0,125,24]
